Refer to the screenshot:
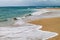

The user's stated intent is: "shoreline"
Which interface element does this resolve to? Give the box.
[29,17,60,40]
[28,8,60,40]
[23,8,60,22]
[0,8,60,40]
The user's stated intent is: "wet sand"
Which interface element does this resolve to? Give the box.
[29,17,60,40]
[44,8,60,10]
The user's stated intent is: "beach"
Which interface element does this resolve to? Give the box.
[0,8,60,40]
[29,8,60,40]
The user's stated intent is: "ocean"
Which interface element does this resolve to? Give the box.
[0,7,37,22]
[0,6,39,26]
[0,6,60,22]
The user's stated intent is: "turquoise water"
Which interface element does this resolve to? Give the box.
[0,6,60,26]
[0,6,60,22]
[0,7,37,22]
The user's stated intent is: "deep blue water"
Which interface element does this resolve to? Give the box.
[0,6,60,22]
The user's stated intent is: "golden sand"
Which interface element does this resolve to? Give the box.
[29,17,60,40]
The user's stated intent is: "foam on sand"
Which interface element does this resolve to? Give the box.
[0,18,58,40]
[31,9,50,16]
[0,26,58,40]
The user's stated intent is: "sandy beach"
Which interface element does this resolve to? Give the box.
[0,8,60,40]
[29,8,60,40]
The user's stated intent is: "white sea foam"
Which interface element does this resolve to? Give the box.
[0,19,58,40]
[0,25,58,40]
[31,9,50,15]
[13,19,25,26]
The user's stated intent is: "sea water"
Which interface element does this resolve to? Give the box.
[0,7,38,26]
[0,6,60,22]
[0,7,37,22]
[0,6,60,26]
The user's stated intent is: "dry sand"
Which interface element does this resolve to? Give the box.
[29,17,60,40]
